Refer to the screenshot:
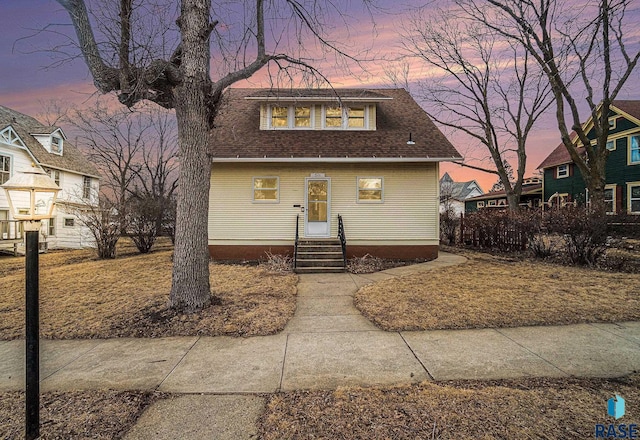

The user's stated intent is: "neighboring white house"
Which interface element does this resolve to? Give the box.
[207,88,462,266]
[0,105,100,252]
[439,172,484,216]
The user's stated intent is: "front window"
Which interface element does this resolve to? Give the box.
[0,154,10,184]
[477,201,485,208]
[357,177,383,202]
[630,135,640,164]
[82,176,91,199]
[629,183,640,214]
[604,186,616,214]
[253,177,279,202]
[487,200,497,207]
[294,106,311,127]
[557,164,569,178]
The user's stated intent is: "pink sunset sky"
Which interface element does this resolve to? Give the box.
[2,0,640,192]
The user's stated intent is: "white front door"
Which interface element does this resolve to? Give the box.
[305,177,331,237]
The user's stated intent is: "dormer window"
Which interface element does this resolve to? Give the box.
[268,105,313,129]
[51,136,62,153]
[323,105,369,129]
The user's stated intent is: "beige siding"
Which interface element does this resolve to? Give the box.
[209,162,439,245]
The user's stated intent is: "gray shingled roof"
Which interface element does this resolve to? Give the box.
[209,88,462,160]
[0,105,100,177]
[440,172,482,200]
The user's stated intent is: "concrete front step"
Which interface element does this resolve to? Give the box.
[295,266,346,273]
[295,238,345,273]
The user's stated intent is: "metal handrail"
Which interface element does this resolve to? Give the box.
[337,214,346,267]
[294,214,299,269]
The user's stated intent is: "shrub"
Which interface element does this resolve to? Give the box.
[347,254,386,274]
[260,251,293,274]
[440,209,460,245]
[545,206,607,266]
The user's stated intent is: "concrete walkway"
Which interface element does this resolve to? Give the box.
[2,252,640,438]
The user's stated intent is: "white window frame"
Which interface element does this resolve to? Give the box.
[82,176,92,199]
[497,199,507,206]
[48,217,56,236]
[0,153,11,185]
[51,135,63,154]
[487,200,497,207]
[50,169,61,187]
[322,105,370,130]
[604,184,616,215]
[609,117,617,130]
[267,105,314,130]
[63,218,75,228]
[628,182,640,214]
[557,164,569,178]
[629,134,640,165]
[252,176,279,203]
[477,201,485,208]
[356,176,383,203]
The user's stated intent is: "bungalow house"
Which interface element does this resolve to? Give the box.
[439,172,483,216]
[0,105,100,253]
[537,101,640,213]
[207,88,462,270]
[464,177,543,213]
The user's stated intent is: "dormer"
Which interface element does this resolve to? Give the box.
[31,127,66,155]
[246,89,393,132]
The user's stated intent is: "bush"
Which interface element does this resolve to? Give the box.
[347,254,386,274]
[546,206,607,266]
[440,209,460,245]
[260,252,293,274]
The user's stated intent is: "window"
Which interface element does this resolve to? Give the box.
[628,182,640,214]
[357,177,383,202]
[604,185,616,214]
[606,140,616,151]
[347,107,365,128]
[270,106,288,128]
[50,169,60,186]
[0,210,8,239]
[325,106,342,128]
[82,176,91,199]
[268,105,313,129]
[609,118,617,130]
[64,218,75,227]
[497,199,507,206]
[0,154,10,184]
[630,135,640,164]
[557,164,569,178]
[477,201,485,208]
[253,177,279,202]
[48,217,56,236]
[487,200,497,207]
[294,106,311,128]
[51,136,62,153]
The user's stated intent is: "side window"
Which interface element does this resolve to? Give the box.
[253,177,279,202]
[357,177,383,202]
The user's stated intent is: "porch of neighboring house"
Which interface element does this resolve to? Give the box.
[0,219,48,256]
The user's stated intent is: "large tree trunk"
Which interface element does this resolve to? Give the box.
[168,0,213,311]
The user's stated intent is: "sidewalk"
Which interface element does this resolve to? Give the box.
[1,252,639,438]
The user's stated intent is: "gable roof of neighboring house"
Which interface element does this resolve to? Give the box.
[537,100,640,170]
[209,88,462,161]
[465,183,542,202]
[0,105,100,178]
[440,172,483,201]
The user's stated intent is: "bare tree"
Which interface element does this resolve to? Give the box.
[70,192,122,259]
[71,101,147,230]
[403,8,553,210]
[458,0,640,212]
[54,0,369,311]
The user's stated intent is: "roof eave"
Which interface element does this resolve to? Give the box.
[211,156,463,163]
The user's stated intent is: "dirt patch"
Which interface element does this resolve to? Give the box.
[354,249,640,331]
[0,390,161,439]
[260,375,640,439]
[0,239,297,339]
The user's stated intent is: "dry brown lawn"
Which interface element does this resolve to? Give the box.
[0,239,297,339]
[260,375,640,439]
[354,250,640,331]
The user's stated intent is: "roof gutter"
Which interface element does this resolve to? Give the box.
[211,157,464,163]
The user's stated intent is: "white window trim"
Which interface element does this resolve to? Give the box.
[487,200,497,207]
[48,217,56,236]
[82,176,92,199]
[50,135,63,155]
[557,164,569,178]
[629,134,640,165]
[252,176,280,203]
[0,153,12,185]
[609,117,617,130]
[627,181,640,214]
[267,104,315,130]
[322,105,370,130]
[356,176,384,203]
[63,217,75,228]
[477,201,485,208]
[604,184,617,215]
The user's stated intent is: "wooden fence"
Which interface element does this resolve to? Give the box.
[459,213,528,251]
